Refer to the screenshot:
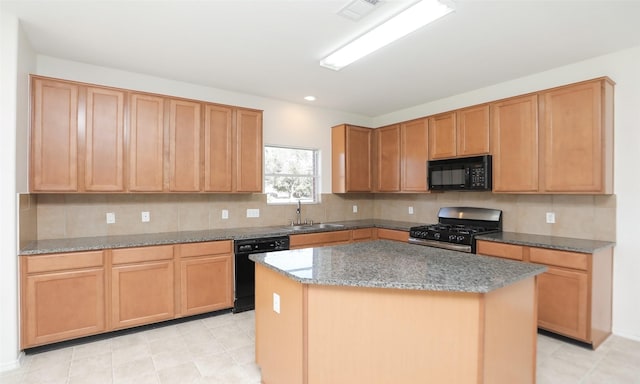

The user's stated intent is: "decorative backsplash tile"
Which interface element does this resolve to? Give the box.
[25,192,615,242]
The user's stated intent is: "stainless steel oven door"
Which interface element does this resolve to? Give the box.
[408,237,472,253]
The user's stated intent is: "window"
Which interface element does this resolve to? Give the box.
[264,145,319,204]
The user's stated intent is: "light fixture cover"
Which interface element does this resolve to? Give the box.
[321,0,454,71]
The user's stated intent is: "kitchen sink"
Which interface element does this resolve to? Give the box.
[282,223,345,231]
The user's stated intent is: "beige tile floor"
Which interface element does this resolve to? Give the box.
[1,310,639,384]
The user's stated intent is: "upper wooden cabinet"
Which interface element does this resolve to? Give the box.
[169,99,202,192]
[540,78,614,194]
[332,124,372,193]
[428,105,490,160]
[128,93,165,192]
[428,112,456,160]
[235,108,263,192]
[374,119,429,192]
[376,124,401,192]
[457,104,490,157]
[30,75,263,193]
[31,78,79,192]
[491,94,540,193]
[401,118,429,192]
[204,104,233,192]
[84,87,125,192]
[492,78,614,194]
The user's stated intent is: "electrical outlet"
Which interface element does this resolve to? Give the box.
[141,211,150,222]
[273,292,280,314]
[408,206,414,215]
[247,208,260,218]
[352,205,358,213]
[221,209,229,219]
[546,212,556,224]
[106,212,115,224]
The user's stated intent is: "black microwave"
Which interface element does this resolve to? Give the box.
[428,155,492,191]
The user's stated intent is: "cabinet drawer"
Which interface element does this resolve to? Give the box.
[352,228,374,242]
[290,230,352,248]
[476,241,524,261]
[376,228,409,242]
[530,248,588,271]
[25,251,104,273]
[178,240,232,258]
[112,245,174,265]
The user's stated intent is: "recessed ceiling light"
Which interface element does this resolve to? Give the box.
[320,0,454,71]
[304,96,317,101]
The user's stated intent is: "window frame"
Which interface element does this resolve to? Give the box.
[263,145,320,205]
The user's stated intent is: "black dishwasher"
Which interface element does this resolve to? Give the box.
[233,235,290,313]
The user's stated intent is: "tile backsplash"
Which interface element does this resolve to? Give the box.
[26,192,616,242]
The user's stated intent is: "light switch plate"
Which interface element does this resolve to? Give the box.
[352,205,358,213]
[408,206,414,215]
[546,212,556,224]
[221,209,229,219]
[273,292,280,314]
[106,212,115,224]
[247,208,260,218]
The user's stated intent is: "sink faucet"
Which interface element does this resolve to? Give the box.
[296,200,302,225]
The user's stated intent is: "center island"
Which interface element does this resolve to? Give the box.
[250,240,547,384]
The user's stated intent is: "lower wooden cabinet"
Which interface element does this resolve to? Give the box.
[178,241,233,316]
[536,267,588,340]
[111,246,175,329]
[476,240,612,348]
[20,251,106,348]
[290,230,352,249]
[21,241,234,348]
[375,228,409,242]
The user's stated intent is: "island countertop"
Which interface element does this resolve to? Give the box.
[250,240,546,293]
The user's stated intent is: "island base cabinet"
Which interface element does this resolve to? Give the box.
[255,263,537,384]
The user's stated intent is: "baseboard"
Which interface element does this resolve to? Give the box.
[0,351,24,373]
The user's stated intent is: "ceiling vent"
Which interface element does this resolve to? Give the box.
[338,0,381,21]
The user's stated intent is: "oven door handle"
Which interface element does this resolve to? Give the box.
[408,238,472,253]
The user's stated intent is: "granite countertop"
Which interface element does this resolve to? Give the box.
[19,219,418,256]
[476,232,615,253]
[250,240,547,293]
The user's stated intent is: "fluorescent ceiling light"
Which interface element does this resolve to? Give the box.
[304,96,317,101]
[320,0,454,71]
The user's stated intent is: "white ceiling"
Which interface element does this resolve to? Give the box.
[3,0,640,117]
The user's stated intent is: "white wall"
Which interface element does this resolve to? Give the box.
[373,46,640,341]
[0,9,30,372]
[35,56,374,194]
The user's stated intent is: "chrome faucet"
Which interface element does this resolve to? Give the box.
[296,200,302,225]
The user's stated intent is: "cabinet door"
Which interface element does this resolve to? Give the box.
[491,95,539,192]
[376,125,401,192]
[541,80,610,193]
[401,118,429,192]
[457,104,490,157]
[428,112,456,160]
[236,108,263,192]
[346,126,372,192]
[180,255,233,316]
[24,268,105,347]
[204,104,233,192]
[537,267,589,341]
[111,260,175,329]
[169,99,201,191]
[31,78,78,191]
[128,93,164,191]
[84,86,125,191]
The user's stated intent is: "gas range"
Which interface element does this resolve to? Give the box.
[408,207,502,253]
